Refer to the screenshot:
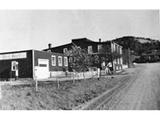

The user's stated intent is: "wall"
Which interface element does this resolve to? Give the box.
[34,50,68,72]
[72,39,98,53]
[122,48,134,68]
[111,42,123,71]
[0,50,33,80]
[44,43,72,53]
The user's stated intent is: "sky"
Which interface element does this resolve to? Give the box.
[0,10,159,52]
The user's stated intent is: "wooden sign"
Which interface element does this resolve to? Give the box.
[0,52,27,60]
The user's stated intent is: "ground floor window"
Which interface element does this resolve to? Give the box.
[51,55,56,66]
[69,57,73,63]
[58,56,62,66]
[64,57,68,66]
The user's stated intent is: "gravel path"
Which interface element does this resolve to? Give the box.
[102,63,160,110]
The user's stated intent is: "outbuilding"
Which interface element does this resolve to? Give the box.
[0,50,68,81]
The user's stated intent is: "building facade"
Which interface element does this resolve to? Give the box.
[0,50,68,80]
[44,38,123,71]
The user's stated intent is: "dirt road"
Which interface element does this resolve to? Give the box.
[100,63,160,110]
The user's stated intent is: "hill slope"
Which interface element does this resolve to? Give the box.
[112,36,160,56]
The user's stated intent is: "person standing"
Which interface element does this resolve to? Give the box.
[15,69,18,80]
[105,66,111,75]
[97,67,100,80]
[107,62,113,74]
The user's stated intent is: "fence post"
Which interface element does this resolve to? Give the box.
[73,72,75,84]
[35,79,38,91]
[57,79,60,89]
[83,72,85,80]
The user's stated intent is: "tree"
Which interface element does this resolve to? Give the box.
[67,44,123,78]
[67,45,92,79]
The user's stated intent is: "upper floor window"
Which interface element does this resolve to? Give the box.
[69,57,73,63]
[47,49,51,52]
[58,56,62,66]
[88,46,93,54]
[77,46,81,49]
[111,43,116,52]
[116,45,121,54]
[64,57,68,67]
[120,47,122,54]
[51,55,56,66]
[98,44,102,52]
[63,48,68,54]
[115,45,117,52]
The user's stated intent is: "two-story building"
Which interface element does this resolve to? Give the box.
[43,38,123,71]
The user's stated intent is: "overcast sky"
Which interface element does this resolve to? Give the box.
[0,10,159,52]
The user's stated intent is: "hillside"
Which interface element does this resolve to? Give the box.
[112,36,160,56]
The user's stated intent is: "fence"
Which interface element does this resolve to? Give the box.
[35,70,98,91]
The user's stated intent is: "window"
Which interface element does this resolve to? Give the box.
[115,44,117,53]
[47,50,51,52]
[63,48,68,54]
[64,57,68,66]
[88,46,92,54]
[111,43,116,52]
[58,56,62,66]
[98,44,102,52]
[39,64,47,67]
[51,55,56,66]
[69,57,73,63]
[120,47,122,54]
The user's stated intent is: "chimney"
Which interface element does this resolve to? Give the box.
[48,43,52,49]
[99,38,101,43]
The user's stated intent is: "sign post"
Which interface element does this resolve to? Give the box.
[34,73,38,91]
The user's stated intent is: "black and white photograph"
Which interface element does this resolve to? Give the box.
[0,7,160,112]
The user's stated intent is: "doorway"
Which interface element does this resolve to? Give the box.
[35,59,50,79]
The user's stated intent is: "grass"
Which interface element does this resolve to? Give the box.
[0,75,127,110]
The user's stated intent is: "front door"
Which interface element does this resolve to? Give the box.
[11,61,18,78]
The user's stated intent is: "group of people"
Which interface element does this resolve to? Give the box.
[97,62,113,80]
[104,62,113,75]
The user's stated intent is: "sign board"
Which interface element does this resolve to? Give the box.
[0,52,27,60]
[38,59,49,65]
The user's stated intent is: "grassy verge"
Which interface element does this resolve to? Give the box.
[0,75,127,110]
